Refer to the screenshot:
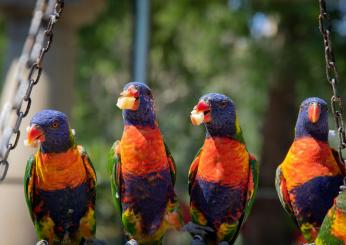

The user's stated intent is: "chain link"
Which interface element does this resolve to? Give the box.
[0,0,64,182]
[318,0,346,189]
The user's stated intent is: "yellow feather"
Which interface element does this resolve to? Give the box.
[235,113,241,135]
[217,223,238,242]
[36,216,54,243]
[78,208,95,239]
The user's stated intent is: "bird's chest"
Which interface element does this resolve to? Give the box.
[282,138,342,190]
[35,182,89,237]
[288,175,342,226]
[120,126,168,175]
[35,148,87,191]
[197,137,249,187]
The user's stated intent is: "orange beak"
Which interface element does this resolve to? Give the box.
[116,85,140,110]
[308,102,321,123]
[24,125,45,147]
[190,100,211,126]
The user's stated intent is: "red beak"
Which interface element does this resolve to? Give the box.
[27,125,45,145]
[308,103,321,123]
[195,100,210,112]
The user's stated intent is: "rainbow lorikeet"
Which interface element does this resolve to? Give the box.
[187,93,259,245]
[315,187,346,245]
[24,110,97,245]
[108,82,182,245]
[276,97,345,243]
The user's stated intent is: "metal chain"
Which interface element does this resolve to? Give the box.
[0,0,47,134]
[318,0,346,190]
[0,0,49,181]
[0,0,64,182]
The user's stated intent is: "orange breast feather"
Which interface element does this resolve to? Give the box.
[197,137,249,187]
[281,137,342,191]
[120,125,168,175]
[35,146,87,191]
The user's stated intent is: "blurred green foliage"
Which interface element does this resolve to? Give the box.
[0,0,343,244]
[73,0,346,244]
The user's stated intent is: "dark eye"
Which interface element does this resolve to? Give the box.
[146,91,153,98]
[219,101,228,108]
[51,121,59,128]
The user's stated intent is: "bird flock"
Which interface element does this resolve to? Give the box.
[23,82,345,245]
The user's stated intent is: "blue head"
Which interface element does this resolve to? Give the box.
[26,110,74,153]
[295,97,328,142]
[191,93,242,139]
[116,82,156,128]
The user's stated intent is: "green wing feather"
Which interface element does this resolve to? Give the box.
[108,141,122,215]
[79,146,96,179]
[243,155,259,222]
[24,155,36,222]
[164,141,176,186]
[275,166,299,227]
[164,140,186,226]
[79,146,97,204]
[229,154,258,243]
[188,148,202,195]
[78,146,97,237]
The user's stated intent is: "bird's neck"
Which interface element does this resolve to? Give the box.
[295,129,328,143]
[205,123,245,143]
[205,124,234,138]
[295,117,329,142]
[40,136,75,154]
[123,107,156,128]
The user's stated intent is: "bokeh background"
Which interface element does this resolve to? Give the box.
[1,0,346,244]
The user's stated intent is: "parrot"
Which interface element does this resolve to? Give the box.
[108,82,182,245]
[315,187,346,245]
[275,97,345,243]
[187,93,259,245]
[24,109,97,245]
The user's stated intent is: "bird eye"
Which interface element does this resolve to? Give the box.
[51,121,59,128]
[219,101,228,108]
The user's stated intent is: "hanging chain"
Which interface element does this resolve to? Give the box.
[0,0,64,182]
[318,0,346,190]
[0,0,48,139]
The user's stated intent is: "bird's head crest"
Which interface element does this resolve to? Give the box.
[295,97,329,142]
[117,82,156,127]
[191,93,242,140]
[25,109,74,153]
